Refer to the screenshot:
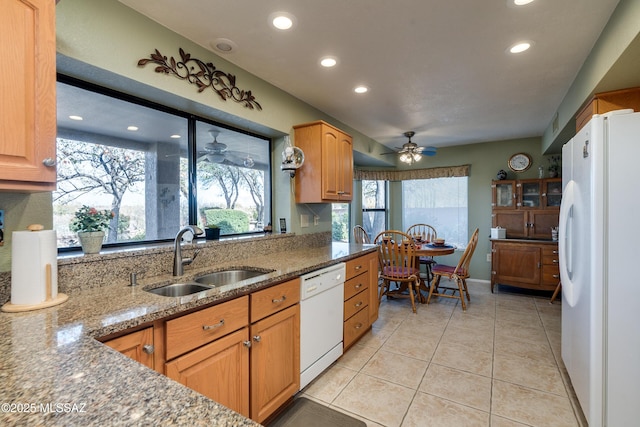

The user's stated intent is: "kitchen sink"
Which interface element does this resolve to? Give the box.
[194,269,272,286]
[146,282,214,297]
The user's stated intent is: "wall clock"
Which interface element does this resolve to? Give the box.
[508,152,532,172]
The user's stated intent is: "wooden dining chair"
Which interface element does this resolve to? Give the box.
[374,230,421,313]
[406,223,438,282]
[353,225,371,244]
[427,228,479,311]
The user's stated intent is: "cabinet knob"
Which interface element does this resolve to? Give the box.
[243,340,252,348]
[142,344,154,354]
[42,158,56,167]
[253,335,261,342]
[354,301,363,308]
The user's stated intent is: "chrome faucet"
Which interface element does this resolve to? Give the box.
[173,225,203,276]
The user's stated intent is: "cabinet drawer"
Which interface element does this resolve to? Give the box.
[251,278,300,322]
[344,306,369,349]
[344,288,369,320]
[345,256,369,280]
[344,272,369,300]
[542,246,559,264]
[542,265,560,285]
[166,296,249,360]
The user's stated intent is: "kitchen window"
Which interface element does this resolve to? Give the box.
[402,177,468,248]
[361,180,387,241]
[54,76,271,250]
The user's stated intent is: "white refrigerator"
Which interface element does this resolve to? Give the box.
[559,109,640,427]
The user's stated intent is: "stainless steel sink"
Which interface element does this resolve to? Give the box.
[146,282,214,297]
[194,269,272,286]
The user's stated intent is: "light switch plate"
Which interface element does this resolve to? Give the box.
[300,214,309,228]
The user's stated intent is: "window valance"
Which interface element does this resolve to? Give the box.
[354,165,470,181]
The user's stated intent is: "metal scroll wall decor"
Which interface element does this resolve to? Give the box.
[138,48,262,110]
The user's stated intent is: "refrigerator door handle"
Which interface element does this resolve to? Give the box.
[559,180,576,306]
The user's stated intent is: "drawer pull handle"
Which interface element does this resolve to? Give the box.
[354,265,363,271]
[272,295,286,304]
[354,323,363,330]
[553,250,559,254]
[354,283,363,289]
[202,319,225,330]
[354,301,363,308]
[552,259,559,264]
[553,274,560,278]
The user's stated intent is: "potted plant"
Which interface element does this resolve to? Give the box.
[205,224,220,241]
[547,155,561,178]
[70,205,114,254]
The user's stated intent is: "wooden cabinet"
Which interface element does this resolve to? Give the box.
[343,252,378,350]
[102,327,155,369]
[491,178,561,239]
[491,240,558,292]
[576,87,640,132]
[293,121,353,203]
[0,0,57,191]
[164,296,250,417]
[249,278,300,424]
[165,328,250,417]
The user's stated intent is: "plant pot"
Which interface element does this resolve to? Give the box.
[205,228,220,241]
[78,231,105,254]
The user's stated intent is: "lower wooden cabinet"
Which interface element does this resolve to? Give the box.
[165,328,250,417]
[491,240,559,292]
[102,327,154,369]
[343,251,378,350]
[250,303,300,423]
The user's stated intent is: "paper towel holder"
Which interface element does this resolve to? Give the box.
[1,225,69,313]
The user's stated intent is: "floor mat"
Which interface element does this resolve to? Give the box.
[268,397,366,427]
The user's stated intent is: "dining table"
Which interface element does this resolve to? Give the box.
[413,242,456,301]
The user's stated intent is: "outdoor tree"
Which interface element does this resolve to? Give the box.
[240,168,265,224]
[198,162,241,209]
[55,139,145,242]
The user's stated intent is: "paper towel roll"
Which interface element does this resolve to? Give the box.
[11,229,58,305]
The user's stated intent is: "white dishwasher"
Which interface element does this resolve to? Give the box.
[299,262,345,389]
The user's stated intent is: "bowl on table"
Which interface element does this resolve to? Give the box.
[432,238,445,246]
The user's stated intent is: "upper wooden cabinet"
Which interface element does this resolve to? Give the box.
[0,0,57,191]
[491,178,561,239]
[576,87,640,132]
[293,121,353,203]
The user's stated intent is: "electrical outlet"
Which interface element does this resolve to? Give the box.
[486,253,491,262]
[313,215,319,226]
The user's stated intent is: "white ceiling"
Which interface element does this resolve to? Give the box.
[118,0,621,152]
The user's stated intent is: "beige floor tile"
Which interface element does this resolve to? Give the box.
[336,343,378,371]
[381,329,439,362]
[493,352,567,396]
[431,340,493,377]
[356,326,393,350]
[402,392,490,427]
[361,349,428,389]
[333,373,415,427]
[494,334,556,367]
[448,311,496,330]
[495,319,548,344]
[490,415,531,427]
[419,364,492,411]
[303,365,357,403]
[440,324,494,353]
[492,380,578,427]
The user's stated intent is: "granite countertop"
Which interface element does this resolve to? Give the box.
[0,242,376,426]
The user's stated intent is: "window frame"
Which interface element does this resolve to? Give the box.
[55,74,273,252]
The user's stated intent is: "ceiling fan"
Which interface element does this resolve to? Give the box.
[198,129,253,167]
[383,131,437,164]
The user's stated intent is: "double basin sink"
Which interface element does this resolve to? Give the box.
[146,269,273,297]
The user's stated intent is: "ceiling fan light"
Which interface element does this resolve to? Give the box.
[413,153,422,162]
[207,153,225,163]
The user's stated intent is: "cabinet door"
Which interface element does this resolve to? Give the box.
[542,178,562,209]
[529,211,559,239]
[103,327,154,369]
[491,180,517,209]
[337,133,353,201]
[492,211,527,238]
[165,328,250,418]
[519,180,541,209]
[492,243,541,288]
[321,126,341,201]
[250,304,300,423]
[0,0,56,191]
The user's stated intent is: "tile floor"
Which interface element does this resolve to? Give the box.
[300,280,587,427]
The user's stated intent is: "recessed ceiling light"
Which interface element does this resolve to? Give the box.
[509,41,532,54]
[210,38,237,54]
[513,0,534,5]
[170,134,181,139]
[69,115,83,121]
[320,56,338,67]
[354,86,369,94]
[127,126,139,131]
[270,12,296,30]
